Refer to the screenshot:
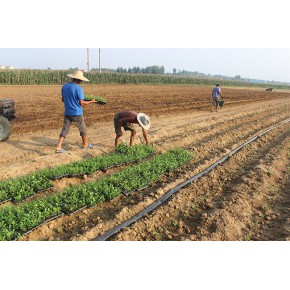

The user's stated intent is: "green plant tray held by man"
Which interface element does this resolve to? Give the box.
[84,95,107,105]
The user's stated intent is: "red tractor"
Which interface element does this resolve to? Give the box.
[0,99,16,141]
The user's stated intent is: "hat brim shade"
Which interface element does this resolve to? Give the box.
[137,113,151,130]
[67,74,89,82]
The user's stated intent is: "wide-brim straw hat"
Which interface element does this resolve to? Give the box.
[67,70,89,82]
[137,113,151,130]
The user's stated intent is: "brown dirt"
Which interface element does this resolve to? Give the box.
[0,84,289,241]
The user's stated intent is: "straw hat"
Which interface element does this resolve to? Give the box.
[137,113,151,130]
[67,70,89,82]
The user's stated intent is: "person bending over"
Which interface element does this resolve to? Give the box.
[114,111,150,147]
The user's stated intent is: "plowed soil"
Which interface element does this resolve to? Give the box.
[0,84,289,241]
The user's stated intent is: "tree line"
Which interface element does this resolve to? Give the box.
[116,65,165,74]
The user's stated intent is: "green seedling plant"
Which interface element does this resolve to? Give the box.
[84,95,107,105]
[0,174,53,203]
[0,195,62,241]
[0,189,9,203]
[0,144,156,203]
[0,148,192,241]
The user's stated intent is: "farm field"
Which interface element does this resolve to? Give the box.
[0,84,289,241]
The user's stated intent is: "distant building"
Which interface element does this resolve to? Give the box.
[0,65,5,69]
[6,66,14,70]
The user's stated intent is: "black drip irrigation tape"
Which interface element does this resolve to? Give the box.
[108,194,122,202]
[137,185,150,191]
[66,206,87,216]
[92,118,290,241]
[122,190,136,196]
[37,186,54,193]
[0,198,12,205]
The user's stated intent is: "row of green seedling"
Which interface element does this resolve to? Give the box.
[0,148,193,241]
[0,144,156,204]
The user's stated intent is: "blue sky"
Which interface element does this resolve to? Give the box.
[1,48,290,82]
[2,2,290,83]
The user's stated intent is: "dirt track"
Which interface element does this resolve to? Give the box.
[0,84,289,241]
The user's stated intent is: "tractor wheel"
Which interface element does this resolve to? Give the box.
[0,116,12,141]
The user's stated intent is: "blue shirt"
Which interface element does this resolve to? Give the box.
[61,82,84,116]
[212,87,221,98]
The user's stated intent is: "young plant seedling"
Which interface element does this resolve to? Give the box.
[84,95,107,105]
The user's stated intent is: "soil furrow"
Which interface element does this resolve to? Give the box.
[1,84,289,241]
[110,124,289,241]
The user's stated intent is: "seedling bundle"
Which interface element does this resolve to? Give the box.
[84,94,107,105]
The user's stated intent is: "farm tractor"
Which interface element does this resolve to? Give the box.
[0,99,16,141]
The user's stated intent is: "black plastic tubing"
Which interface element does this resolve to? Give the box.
[92,118,290,241]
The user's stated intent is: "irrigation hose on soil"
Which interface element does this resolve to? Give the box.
[92,118,290,241]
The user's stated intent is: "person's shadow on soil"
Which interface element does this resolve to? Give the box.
[8,137,73,155]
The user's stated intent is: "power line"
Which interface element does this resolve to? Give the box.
[99,48,101,73]
[87,48,90,71]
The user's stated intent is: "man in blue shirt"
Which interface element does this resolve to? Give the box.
[56,70,96,153]
[211,84,223,112]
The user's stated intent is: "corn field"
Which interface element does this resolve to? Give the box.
[0,69,286,88]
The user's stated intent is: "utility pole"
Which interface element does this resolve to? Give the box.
[87,48,90,71]
[99,48,101,73]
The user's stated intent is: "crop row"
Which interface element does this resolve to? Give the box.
[0,144,156,203]
[0,69,279,89]
[0,148,192,241]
